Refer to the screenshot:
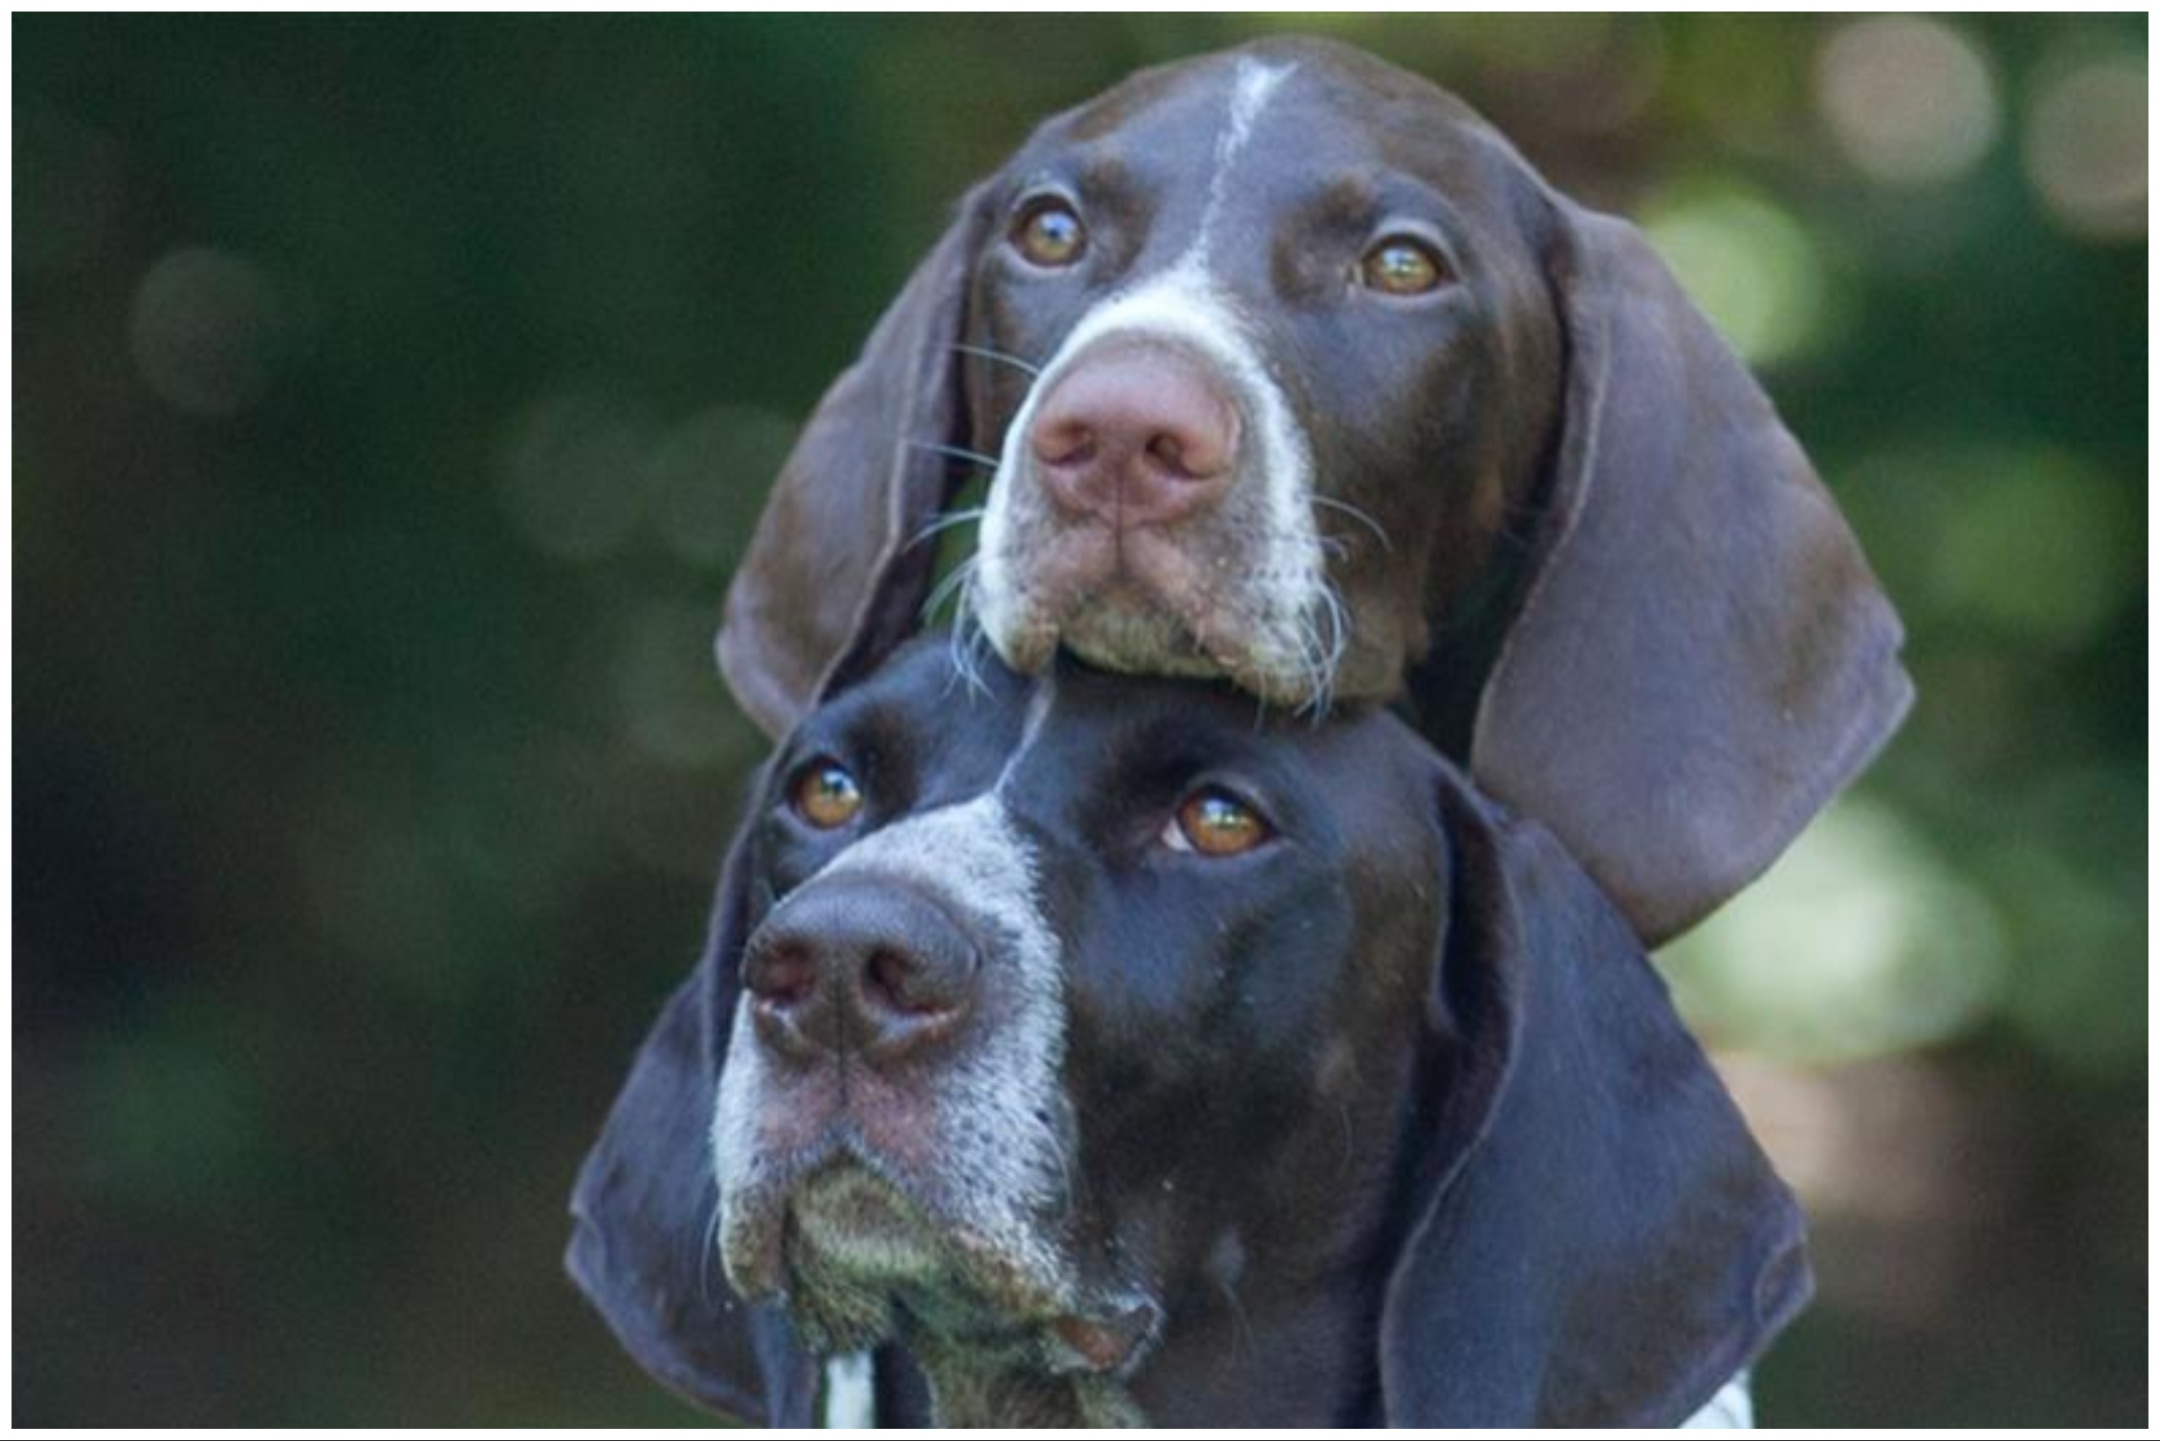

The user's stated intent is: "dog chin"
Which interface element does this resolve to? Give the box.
[772,1164,954,1352]
[980,545,1333,706]
[1060,591,1221,679]
[725,1155,1161,1381]
[1017,592,1331,710]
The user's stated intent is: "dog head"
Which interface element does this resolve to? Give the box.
[963,42,1556,719]
[568,639,1810,1426]
[712,36,1910,947]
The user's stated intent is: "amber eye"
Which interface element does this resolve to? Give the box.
[790,759,864,830]
[1162,787,1272,858]
[1358,235,1452,296]
[1011,195,1087,268]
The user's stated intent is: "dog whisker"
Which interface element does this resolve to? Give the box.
[1234,522,1349,562]
[1310,494,1394,553]
[1206,1240,1259,1372]
[906,506,989,552]
[923,554,980,621]
[954,624,996,702]
[952,341,1043,378]
[696,1197,725,1306]
[909,439,1004,471]
[1041,1115,1080,1218]
[946,562,995,701]
[1292,579,1351,722]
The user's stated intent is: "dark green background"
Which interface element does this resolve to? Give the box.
[15,14,2147,1425]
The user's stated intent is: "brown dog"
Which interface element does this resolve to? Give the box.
[715,36,1911,945]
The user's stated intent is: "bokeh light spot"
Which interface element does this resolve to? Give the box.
[643,405,798,568]
[495,388,659,564]
[1663,797,2008,1062]
[1643,180,1830,365]
[81,1018,265,1208]
[1928,448,2133,647]
[128,246,288,418]
[2023,54,2148,240]
[1815,18,2000,186]
[613,599,737,770]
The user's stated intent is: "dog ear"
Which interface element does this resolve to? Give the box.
[1470,198,1911,945]
[716,186,996,739]
[565,809,820,1426]
[1377,772,1811,1427]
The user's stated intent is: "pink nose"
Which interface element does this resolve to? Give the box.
[1027,344,1240,528]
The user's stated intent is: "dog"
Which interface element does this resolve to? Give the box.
[567,638,1811,1426]
[711,36,1912,948]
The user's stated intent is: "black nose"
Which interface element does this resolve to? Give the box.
[741,880,980,1066]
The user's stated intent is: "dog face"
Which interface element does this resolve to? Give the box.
[569,639,1812,1427]
[709,642,1434,1423]
[966,46,1557,713]
[714,35,1911,946]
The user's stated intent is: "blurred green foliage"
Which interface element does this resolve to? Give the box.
[14,14,2146,1426]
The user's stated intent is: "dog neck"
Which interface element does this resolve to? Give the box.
[830,1242,1390,1427]
[906,1335,1147,1428]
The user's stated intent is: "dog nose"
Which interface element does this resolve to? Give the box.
[742,881,980,1066]
[1028,343,1240,528]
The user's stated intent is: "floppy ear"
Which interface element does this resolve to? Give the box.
[1469,198,1912,945]
[716,186,996,739]
[1378,772,1811,1427]
[564,814,820,1425]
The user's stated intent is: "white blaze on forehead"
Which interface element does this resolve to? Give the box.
[1192,58,1297,264]
[1228,58,1296,151]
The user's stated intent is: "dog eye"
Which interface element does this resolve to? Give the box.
[789,758,864,830]
[1011,195,1087,268]
[1358,235,1452,296]
[1162,787,1273,858]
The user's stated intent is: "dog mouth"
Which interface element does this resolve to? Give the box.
[726,1151,1157,1375]
[977,523,1339,708]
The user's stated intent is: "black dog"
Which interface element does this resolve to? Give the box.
[568,639,1808,1426]
[713,35,1911,946]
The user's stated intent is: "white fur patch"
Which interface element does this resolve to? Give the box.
[1193,58,1295,262]
[976,264,1325,687]
[712,791,1074,1307]
[1681,1373,1755,1429]
[822,1351,876,1428]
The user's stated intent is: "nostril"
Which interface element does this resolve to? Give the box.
[749,942,816,1008]
[1146,430,1202,479]
[865,948,906,1012]
[1146,406,1237,481]
[864,946,956,1017]
[1031,416,1096,469]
